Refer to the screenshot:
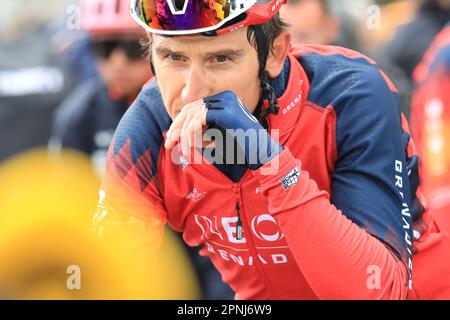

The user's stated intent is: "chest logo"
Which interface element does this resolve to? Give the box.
[194,213,284,244]
[186,188,207,203]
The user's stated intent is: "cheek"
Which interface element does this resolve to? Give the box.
[155,69,185,119]
[236,78,261,112]
[221,60,260,110]
[96,60,111,81]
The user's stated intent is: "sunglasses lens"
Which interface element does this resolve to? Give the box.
[120,41,143,60]
[131,0,257,34]
[93,41,115,59]
[93,40,142,60]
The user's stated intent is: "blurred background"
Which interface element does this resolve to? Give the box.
[0,0,448,299]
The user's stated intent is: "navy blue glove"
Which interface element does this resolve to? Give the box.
[204,91,283,170]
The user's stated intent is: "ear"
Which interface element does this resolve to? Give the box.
[265,31,292,78]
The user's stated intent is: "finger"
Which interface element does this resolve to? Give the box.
[167,99,205,149]
[166,109,189,148]
[181,109,197,157]
[166,108,192,150]
[167,99,204,143]
[201,102,207,127]
[187,113,204,149]
[165,127,181,150]
[191,116,208,165]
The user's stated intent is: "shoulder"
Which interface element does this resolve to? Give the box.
[291,45,404,161]
[291,45,399,115]
[111,79,172,177]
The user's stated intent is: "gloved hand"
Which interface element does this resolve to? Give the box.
[204,91,283,170]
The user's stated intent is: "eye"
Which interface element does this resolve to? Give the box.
[167,54,183,62]
[212,55,231,64]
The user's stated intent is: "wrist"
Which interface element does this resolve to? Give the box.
[247,133,283,170]
[204,90,283,169]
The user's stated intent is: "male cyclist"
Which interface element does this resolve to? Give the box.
[95,0,439,299]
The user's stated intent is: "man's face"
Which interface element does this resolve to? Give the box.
[94,34,152,98]
[280,0,338,45]
[151,28,262,120]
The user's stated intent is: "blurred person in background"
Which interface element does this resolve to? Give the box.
[279,0,417,118]
[279,0,362,51]
[381,0,450,118]
[0,0,75,161]
[51,0,234,300]
[364,0,418,119]
[409,24,450,299]
[384,0,450,81]
[51,0,151,174]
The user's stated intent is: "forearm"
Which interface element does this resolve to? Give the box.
[253,148,409,300]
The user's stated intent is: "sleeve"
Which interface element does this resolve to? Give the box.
[253,66,413,299]
[93,103,168,250]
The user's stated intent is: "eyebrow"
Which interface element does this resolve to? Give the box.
[154,46,245,58]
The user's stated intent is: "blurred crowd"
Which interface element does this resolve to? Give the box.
[0,0,448,299]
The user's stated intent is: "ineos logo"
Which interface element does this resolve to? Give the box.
[251,214,284,242]
[194,214,284,244]
[230,24,245,32]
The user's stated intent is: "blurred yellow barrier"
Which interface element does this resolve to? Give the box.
[0,148,200,299]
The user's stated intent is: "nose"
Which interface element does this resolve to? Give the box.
[108,48,129,67]
[181,64,210,105]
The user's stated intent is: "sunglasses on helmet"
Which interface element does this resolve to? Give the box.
[92,39,143,60]
[130,0,259,35]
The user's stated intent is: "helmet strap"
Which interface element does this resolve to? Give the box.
[252,25,280,121]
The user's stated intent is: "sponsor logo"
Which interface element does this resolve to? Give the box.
[281,167,300,190]
[281,93,302,115]
[186,188,207,203]
[394,160,413,289]
[194,214,284,244]
[272,0,283,12]
[166,0,189,15]
[194,213,288,266]
[205,242,289,266]
[230,24,245,32]
[194,215,224,240]
[251,214,284,242]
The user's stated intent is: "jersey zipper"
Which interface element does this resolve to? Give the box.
[232,183,280,298]
[234,185,243,240]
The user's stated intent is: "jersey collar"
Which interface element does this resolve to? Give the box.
[262,53,310,145]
